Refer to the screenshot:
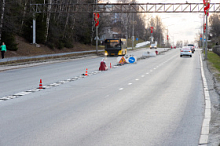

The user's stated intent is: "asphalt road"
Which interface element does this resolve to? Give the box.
[0,48,204,146]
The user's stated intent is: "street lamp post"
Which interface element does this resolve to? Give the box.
[132,0,135,50]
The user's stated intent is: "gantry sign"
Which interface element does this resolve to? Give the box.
[30,3,220,13]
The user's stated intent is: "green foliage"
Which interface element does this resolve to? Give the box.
[22,18,33,43]
[36,14,47,44]
[1,31,18,51]
[208,51,220,74]
[62,39,74,48]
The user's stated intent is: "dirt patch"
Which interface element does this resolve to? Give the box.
[204,58,220,146]
[5,36,97,58]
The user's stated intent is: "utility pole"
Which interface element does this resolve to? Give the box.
[33,15,36,44]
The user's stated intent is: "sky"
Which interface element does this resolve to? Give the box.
[100,0,220,46]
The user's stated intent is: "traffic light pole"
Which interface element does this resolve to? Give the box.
[202,15,205,53]
[205,13,208,60]
[96,0,98,54]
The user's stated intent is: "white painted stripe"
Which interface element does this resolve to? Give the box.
[199,135,209,144]
[13,92,31,96]
[128,83,132,85]
[199,53,212,145]
[119,88,124,90]
[135,79,139,81]
[201,127,210,135]
[141,75,145,77]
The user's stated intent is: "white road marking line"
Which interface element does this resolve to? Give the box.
[119,88,124,90]
[146,73,149,74]
[135,79,139,81]
[128,83,132,85]
[199,53,212,145]
[141,75,145,77]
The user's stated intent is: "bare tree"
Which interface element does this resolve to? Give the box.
[45,0,52,42]
[0,0,5,42]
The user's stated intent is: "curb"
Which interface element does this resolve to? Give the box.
[198,53,211,145]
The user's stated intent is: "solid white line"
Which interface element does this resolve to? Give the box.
[199,53,212,145]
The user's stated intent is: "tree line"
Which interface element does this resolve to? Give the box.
[193,14,220,48]
[0,0,167,51]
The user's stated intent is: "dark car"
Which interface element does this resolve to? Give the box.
[188,44,195,53]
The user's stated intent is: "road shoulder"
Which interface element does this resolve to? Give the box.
[202,54,220,146]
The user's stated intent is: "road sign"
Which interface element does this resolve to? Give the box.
[128,56,136,63]
[94,36,99,40]
[136,38,138,41]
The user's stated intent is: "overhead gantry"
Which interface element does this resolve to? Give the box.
[30,3,220,13]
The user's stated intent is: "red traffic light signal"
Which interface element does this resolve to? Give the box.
[204,23,206,33]
[167,35,169,40]
[203,0,210,16]
[94,13,100,27]
[150,27,153,33]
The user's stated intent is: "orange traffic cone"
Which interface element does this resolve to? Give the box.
[39,79,43,89]
[85,68,88,76]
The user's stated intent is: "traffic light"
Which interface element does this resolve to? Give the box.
[94,13,100,27]
[203,0,210,16]
[150,27,153,33]
[204,23,206,33]
[167,35,169,40]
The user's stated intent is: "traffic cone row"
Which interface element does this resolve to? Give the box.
[38,64,113,89]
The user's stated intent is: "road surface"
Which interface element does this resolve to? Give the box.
[0,48,204,146]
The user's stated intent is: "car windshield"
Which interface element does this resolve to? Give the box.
[188,44,194,46]
[182,48,191,50]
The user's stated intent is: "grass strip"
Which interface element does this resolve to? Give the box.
[207,51,220,75]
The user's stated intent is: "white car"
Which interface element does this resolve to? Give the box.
[150,44,157,49]
[180,46,192,57]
